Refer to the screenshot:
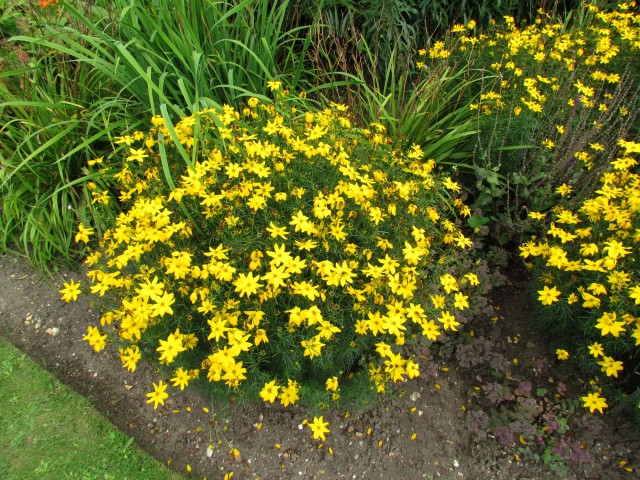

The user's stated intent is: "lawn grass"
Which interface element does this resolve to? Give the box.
[0,338,184,480]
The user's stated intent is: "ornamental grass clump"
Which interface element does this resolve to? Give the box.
[66,89,483,412]
[520,138,640,416]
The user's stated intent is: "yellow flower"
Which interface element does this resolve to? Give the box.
[440,274,459,294]
[588,283,607,296]
[307,416,330,441]
[629,285,640,305]
[83,326,107,352]
[537,285,561,305]
[279,379,299,407]
[146,288,172,316]
[588,342,604,358]
[267,80,282,91]
[260,380,280,403]
[421,320,441,341]
[580,243,599,257]
[75,223,95,243]
[115,135,134,145]
[438,311,460,331]
[261,264,290,289]
[574,80,594,97]
[542,139,555,149]
[382,311,407,337]
[594,312,626,337]
[556,183,573,197]
[157,332,186,365]
[602,239,630,259]
[182,332,199,350]
[581,291,601,309]
[146,380,169,409]
[581,392,608,414]
[254,328,269,346]
[375,341,392,358]
[136,276,165,302]
[453,292,469,310]
[233,272,264,298]
[222,360,247,387]
[59,279,82,303]
[556,349,569,360]
[126,147,148,163]
[164,251,192,279]
[266,222,289,240]
[405,359,419,378]
[598,356,623,378]
[376,237,393,251]
[455,234,473,248]
[301,336,325,359]
[463,273,480,286]
[119,345,141,372]
[326,376,339,392]
[323,260,357,287]
[442,177,461,192]
[431,294,446,309]
[521,98,542,112]
[87,156,104,167]
[170,367,191,390]
[266,243,293,267]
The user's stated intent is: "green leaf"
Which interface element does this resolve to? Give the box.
[467,215,490,229]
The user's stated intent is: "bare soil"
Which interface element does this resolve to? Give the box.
[1,253,638,479]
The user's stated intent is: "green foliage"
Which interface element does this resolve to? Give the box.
[295,0,573,76]
[351,48,480,162]
[41,0,319,115]
[0,0,20,39]
[74,91,486,411]
[308,23,482,167]
[0,4,134,271]
[0,338,182,480]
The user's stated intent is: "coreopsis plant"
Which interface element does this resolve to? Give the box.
[420,2,640,238]
[72,89,483,411]
[521,138,640,415]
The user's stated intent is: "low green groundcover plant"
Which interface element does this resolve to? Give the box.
[60,87,485,438]
[521,138,640,416]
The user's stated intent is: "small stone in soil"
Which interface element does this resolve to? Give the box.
[45,327,59,336]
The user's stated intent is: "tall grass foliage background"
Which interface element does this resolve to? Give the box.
[1,0,323,271]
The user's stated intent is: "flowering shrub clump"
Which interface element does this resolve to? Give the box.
[70,91,484,411]
[419,2,640,232]
[521,138,640,414]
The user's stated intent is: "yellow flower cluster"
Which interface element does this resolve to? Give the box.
[521,138,640,412]
[430,2,639,180]
[75,92,481,407]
